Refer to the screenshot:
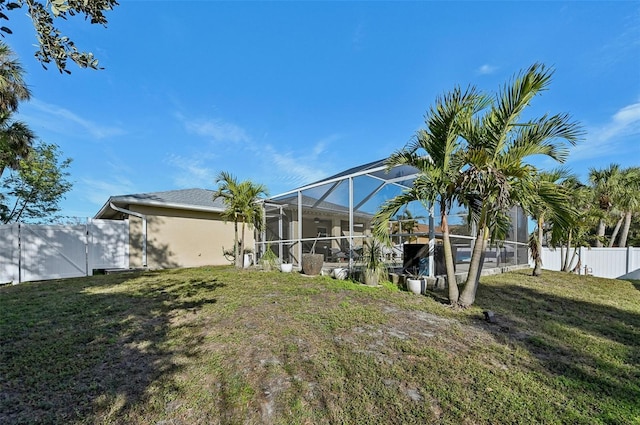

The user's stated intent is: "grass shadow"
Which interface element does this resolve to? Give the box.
[0,270,225,423]
[472,273,640,422]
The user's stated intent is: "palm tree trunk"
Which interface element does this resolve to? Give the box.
[474,237,488,287]
[619,210,632,248]
[459,224,488,307]
[562,230,573,272]
[569,245,580,272]
[596,218,605,247]
[441,212,458,304]
[532,217,544,276]
[234,219,242,268]
[240,221,247,267]
[608,214,623,247]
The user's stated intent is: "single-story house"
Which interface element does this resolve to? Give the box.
[94,188,247,269]
[94,160,529,274]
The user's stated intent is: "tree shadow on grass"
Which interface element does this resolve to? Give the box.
[473,282,640,422]
[0,271,226,424]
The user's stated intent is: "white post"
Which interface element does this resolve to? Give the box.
[428,203,435,278]
[348,177,354,270]
[278,206,283,262]
[627,246,633,275]
[85,219,90,276]
[142,216,147,268]
[17,223,22,284]
[297,191,303,266]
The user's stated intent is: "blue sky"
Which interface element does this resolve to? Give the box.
[6,1,640,219]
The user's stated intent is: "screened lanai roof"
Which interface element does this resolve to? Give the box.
[265,158,422,213]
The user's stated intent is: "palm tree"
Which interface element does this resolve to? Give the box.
[390,208,425,244]
[373,86,486,305]
[588,164,622,247]
[0,43,34,178]
[608,209,625,248]
[616,166,640,248]
[457,63,582,306]
[548,176,593,272]
[0,42,31,114]
[0,112,36,178]
[213,171,268,268]
[524,168,576,276]
[589,164,622,247]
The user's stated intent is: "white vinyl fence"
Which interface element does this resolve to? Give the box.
[0,219,129,284]
[541,246,640,279]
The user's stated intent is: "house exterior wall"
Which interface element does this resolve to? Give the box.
[127,205,250,269]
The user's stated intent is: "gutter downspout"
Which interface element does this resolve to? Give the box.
[110,202,147,268]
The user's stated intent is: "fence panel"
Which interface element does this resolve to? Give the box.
[0,224,19,283]
[0,219,129,284]
[541,247,566,271]
[20,224,88,282]
[630,249,640,277]
[542,246,640,279]
[582,248,628,279]
[89,220,129,271]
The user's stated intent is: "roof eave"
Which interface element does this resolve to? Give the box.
[94,197,226,219]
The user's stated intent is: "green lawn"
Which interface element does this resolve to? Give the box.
[1,267,638,424]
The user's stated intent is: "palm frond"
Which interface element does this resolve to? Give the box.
[372,188,425,245]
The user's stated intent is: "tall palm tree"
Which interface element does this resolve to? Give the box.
[214,171,268,268]
[457,64,582,306]
[0,42,31,114]
[373,86,486,305]
[588,164,622,247]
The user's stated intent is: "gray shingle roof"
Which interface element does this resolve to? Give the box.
[114,188,225,209]
[94,188,227,219]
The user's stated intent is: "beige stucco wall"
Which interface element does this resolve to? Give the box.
[127,205,253,269]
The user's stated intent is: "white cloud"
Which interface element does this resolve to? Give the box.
[311,134,341,157]
[594,18,640,72]
[22,99,126,139]
[607,102,640,136]
[570,101,640,161]
[81,176,137,206]
[176,113,249,143]
[166,154,218,188]
[169,109,342,194]
[260,135,343,192]
[271,150,329,186]
[477,64,498,75]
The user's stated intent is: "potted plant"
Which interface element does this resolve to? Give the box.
[332,267,348,280]
[280,261,293,273]
[260,246,279,271]
[223,246,254,268]
[360,239,387,286]
[405,266,423,295]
